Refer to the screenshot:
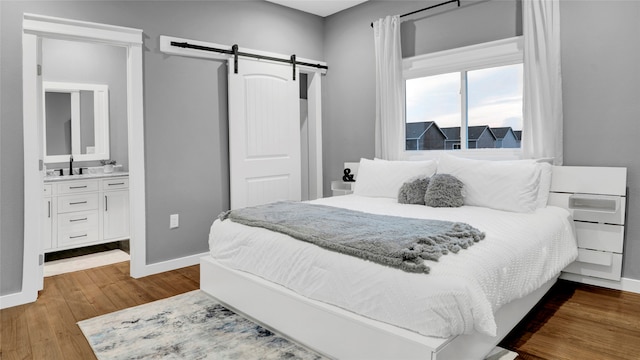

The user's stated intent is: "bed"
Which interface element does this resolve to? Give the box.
[202,155,583,359]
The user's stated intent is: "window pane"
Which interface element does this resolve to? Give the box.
[405,72,460,151]
[467,63,523,149]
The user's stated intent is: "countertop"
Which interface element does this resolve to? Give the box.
[44,171,129,183]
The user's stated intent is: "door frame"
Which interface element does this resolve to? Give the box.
[10,13,146,308]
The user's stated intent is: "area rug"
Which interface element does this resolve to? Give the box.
[78,290,325,359]
[79,290,518,359]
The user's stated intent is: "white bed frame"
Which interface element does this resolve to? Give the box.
[200,165,627,360]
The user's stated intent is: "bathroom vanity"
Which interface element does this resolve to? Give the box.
[43,173,129,253]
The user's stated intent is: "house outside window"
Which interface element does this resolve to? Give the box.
[403,37,524,156]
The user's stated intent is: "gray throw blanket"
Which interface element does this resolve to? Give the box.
[219,202,485,274]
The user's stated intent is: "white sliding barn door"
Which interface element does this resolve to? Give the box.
[228,58,301,209]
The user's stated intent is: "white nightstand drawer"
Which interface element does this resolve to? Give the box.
[331,180,355,196]
[563,250,622,281]
[43,184,52,196]
[57,180,99,194]
[57,210,100,246]
[102,178,128,190]
[58,193,99,213]
[575,222,624,253]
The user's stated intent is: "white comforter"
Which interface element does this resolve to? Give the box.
[208,195,577,338]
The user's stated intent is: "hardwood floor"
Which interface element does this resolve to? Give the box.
[0,262,199,360]
[500,279,640,360]
[2,263,639,360]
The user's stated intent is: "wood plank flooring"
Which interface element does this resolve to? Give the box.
[2,263,639,360]
[0,262,199,360]
[500,279,640,360]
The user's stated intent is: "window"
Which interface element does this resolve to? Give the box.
[403,37,524,153]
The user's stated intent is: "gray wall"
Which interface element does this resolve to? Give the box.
[42,38,128,170]
[322,0,640,280]
[0,1,323,295]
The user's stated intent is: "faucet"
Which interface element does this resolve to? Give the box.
[69,155,74,176]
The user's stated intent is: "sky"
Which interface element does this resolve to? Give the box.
[405,63,523,130]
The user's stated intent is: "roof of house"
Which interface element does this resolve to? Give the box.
[441,126,497,141]
[513,130,522,140]
[491,127,515,139]
[441,127,460,140]
[406,121,434,140]
[406,121,447,140]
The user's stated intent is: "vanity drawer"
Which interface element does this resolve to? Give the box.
[57,180,99,194]
[43,184,52,196]
[57,210,100,246]
[102,178,128,190]
[58,193,99,213]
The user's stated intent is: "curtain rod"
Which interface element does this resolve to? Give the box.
[370,0,460,27]
[170,41,328,80]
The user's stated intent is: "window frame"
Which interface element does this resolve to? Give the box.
[402,36,524,161]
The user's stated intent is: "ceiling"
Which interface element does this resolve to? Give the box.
[264,0,369,17]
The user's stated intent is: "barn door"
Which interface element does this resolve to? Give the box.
[228,58,301,209]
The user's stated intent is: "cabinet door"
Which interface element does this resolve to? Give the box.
[43,197,53,251]
[104,190,129,241]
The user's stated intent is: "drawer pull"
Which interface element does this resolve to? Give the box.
[108,182,125,186]
[70,217,88,222]
[69,201,88,205]
[48,200,51,218]
[69,234,87,239]
[69,185,88,189]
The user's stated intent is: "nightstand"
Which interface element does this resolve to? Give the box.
[330,181,355,196]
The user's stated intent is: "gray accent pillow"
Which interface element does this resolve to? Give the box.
[425,173,464,208]
[398,177,430,205]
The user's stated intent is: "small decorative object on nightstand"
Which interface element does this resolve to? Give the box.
[342,168,355,182]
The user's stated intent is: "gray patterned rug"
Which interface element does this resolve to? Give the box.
[78,290,325,359]
[78,290,518,360]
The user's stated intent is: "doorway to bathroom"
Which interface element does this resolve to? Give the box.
[20,14,147,306]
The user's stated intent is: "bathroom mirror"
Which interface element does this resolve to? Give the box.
[43,81,110,163]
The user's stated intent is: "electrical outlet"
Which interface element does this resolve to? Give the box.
[170,214,179,229]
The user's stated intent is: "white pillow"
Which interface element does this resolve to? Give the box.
[353,158,437,198]
[436,154,541,213]
[501,159,552,208]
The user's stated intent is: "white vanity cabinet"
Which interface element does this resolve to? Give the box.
[44,175,129,253]
[103,178,130,241]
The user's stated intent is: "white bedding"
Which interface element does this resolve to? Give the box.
[208,195,577,338]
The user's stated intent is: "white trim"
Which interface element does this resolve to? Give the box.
[403,148,523,161]
[18,14,146,309]
[23,13,142,46]
[306,71,323,199]
[134,252,209,278]
[159,35,327,75]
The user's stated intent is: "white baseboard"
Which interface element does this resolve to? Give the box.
[560,273,640,294]
[131,252,208,279]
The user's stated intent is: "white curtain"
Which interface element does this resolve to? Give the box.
[373,15,404,160]
[522,0,564,165]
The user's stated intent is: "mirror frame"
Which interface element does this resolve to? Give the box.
[43,81,110,163]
